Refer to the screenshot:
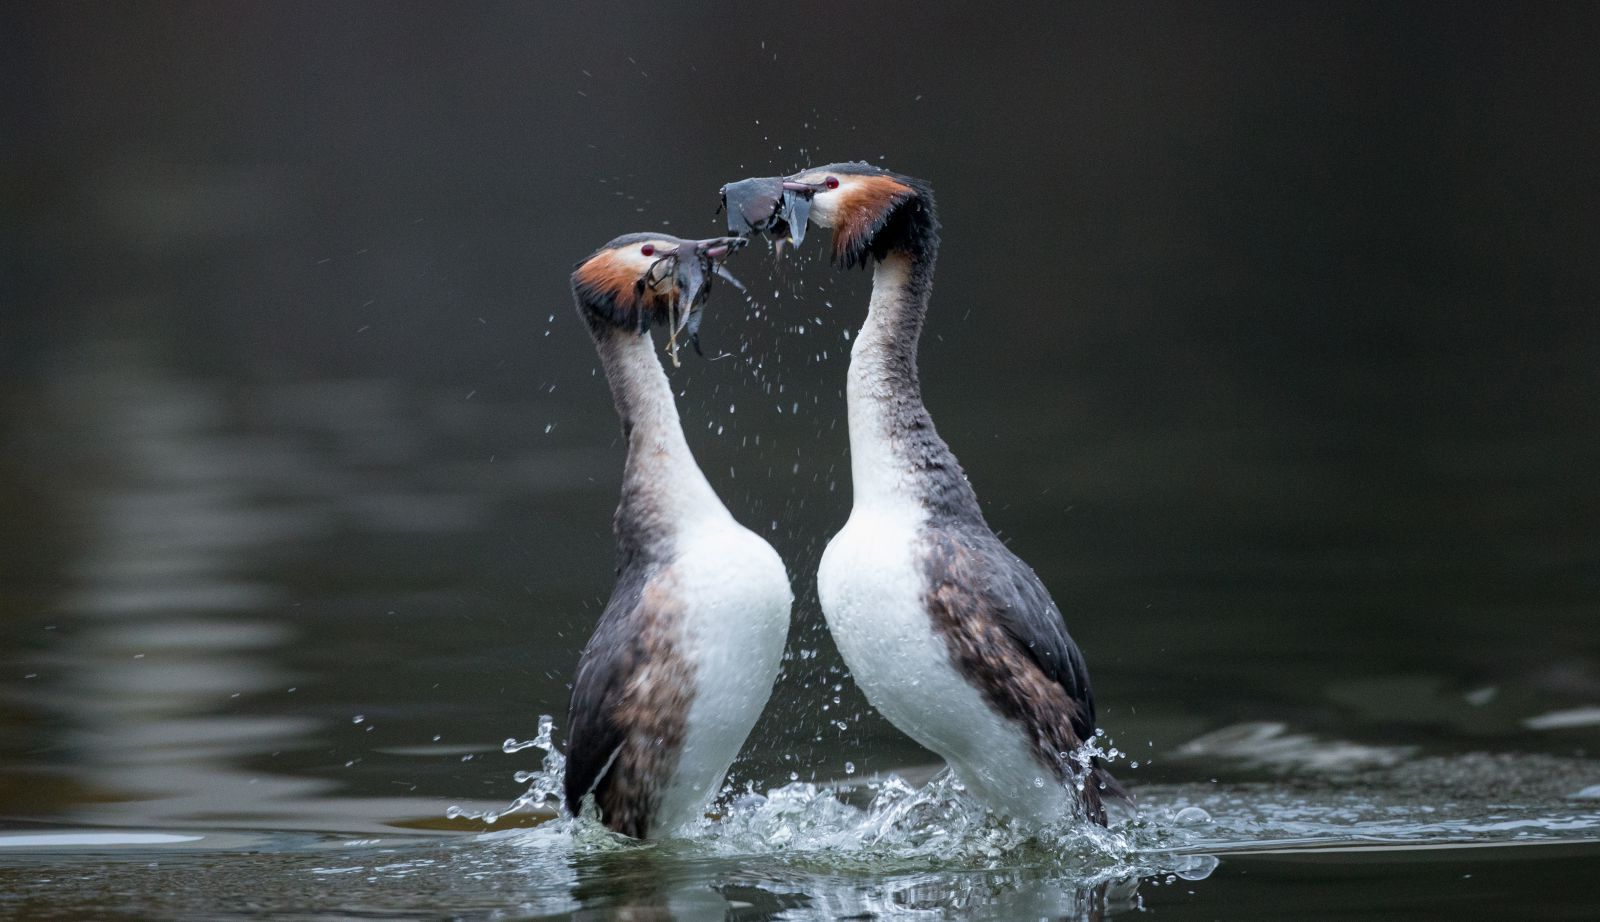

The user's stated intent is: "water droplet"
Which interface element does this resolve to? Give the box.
[351,715,365,724]
[844,761,856,775]
[1173,806,1212,826]
[1176,854,1220,880]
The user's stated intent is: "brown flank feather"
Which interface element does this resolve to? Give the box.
[589,573,694,839]
[922,532,1107,824]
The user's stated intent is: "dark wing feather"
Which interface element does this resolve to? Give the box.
[932,525,1097,739]
[563,562,694,838]
[562,565,650,817]
[968,529,1097,741]
[925,524,1126,817]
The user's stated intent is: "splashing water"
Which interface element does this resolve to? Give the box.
[447,715,566,825]
[449,716,1166,879]
[697,769,1140,875]
[434,712,1600,917]
[1073,728,1125,796]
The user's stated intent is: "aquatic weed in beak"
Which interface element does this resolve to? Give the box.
[780,186,812,247]
[640,237,747,366]
[722,177,784,236]
[721,177,812,250]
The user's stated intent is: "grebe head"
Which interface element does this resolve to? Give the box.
[721,162,935,268]
[571,233,747,352]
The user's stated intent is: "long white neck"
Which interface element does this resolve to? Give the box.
[844,252,984,523]
[596,330,729,560]
[847,255,922,512]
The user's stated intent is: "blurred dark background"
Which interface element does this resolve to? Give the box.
[2,2,1597,829]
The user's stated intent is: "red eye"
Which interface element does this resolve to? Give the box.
[640,244,655,256]
[824,176,840,189]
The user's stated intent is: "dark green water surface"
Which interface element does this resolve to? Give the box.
[5,2,1599,918]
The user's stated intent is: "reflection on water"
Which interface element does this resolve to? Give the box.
[19,339,328,826]
[1172,722,1416,773]
[8,0,1600,913]
[1,336,1598,917]
[1,335,610,833]
[2,766,1598,921]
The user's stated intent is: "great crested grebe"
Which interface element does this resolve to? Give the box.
[564,233,793,839]
[721,165,1125,826]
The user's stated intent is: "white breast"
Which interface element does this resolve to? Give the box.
[817,507,1077,826]
[652,520,792,834]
